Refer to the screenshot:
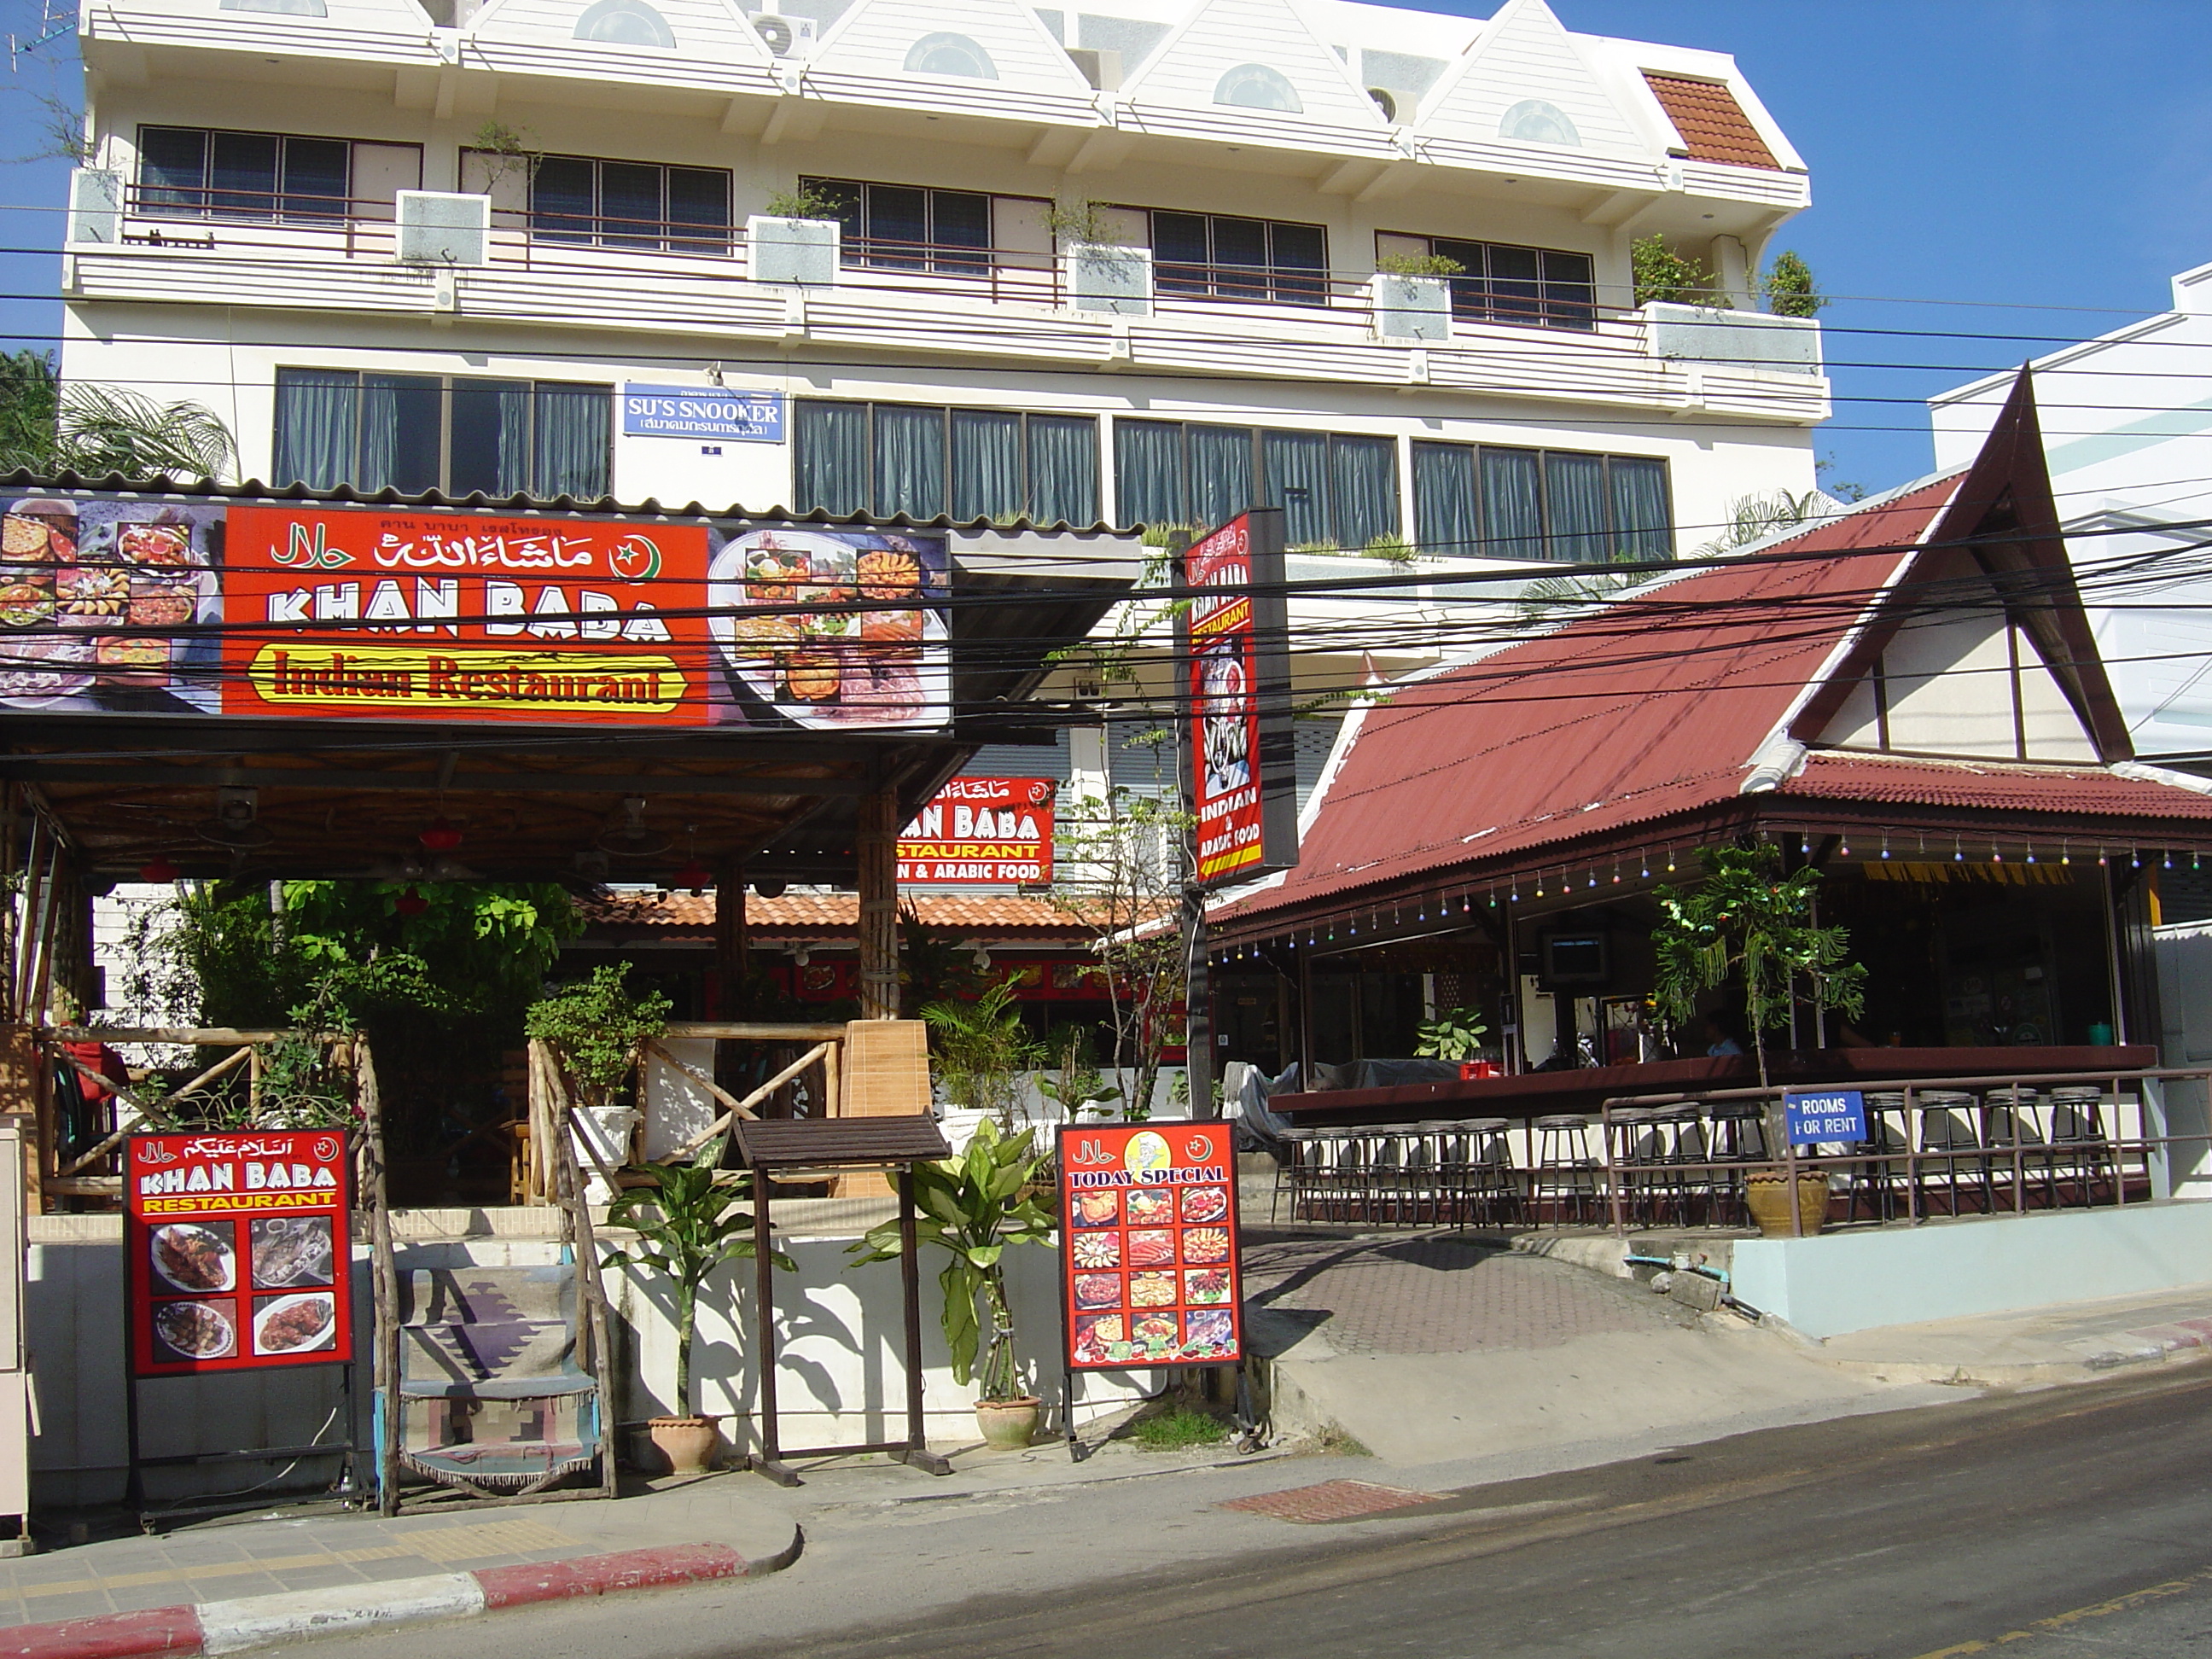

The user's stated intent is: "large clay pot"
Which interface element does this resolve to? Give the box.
[975,1396,1040,1451]
[648,1415,721,1474]
[1743,1170,1833,1238]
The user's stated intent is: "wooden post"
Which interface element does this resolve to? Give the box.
[857,788,899,1022]
[358,1041,403,1517]
[713,860,748,1015]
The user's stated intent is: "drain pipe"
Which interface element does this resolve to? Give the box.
[1621,1253,1766,1322]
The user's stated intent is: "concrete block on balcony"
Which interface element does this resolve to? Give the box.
[1369,272,1450,343]
[748,215,839,286]
[1062,242,1150,317]
[1645,302,1822,375]
[67,169,124,246]
[395,190,489,266]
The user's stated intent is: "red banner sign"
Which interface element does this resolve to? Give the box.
[1186,517,1268,885]
[1058,1121,1243,1371]
[897,777,1056,884]
[125,1131,353,1377]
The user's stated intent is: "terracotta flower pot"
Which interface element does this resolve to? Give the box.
[647,1415,721,1474]
[1743,1170,1832,1238]
[975,1396,1040,1451]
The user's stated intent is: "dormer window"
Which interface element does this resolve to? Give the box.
[573,0,674,49]
[1213,63,1302,113]
[1499,99,1580,146]
[905,32,997,79]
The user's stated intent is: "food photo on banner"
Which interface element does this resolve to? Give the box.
[125,1131,353,1378]
[1179,509,1297,888]
[1057,1121,1243,1371]
[0,494,952,733]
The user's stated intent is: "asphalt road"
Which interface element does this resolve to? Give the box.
[303,1366,2212,1659]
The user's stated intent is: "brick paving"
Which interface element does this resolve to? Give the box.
[1219,1481,1441,1523]
[1241,1231,1690,1356]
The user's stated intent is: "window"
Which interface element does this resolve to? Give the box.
[800,177,994,275]
[1213,63,1302,112]
[1113,422,1398,550]
[792,401,1100,524]
[528,154,731,251]
[1389,234,1596,331]
[1411,441,1669,563]
[1149,211,1325,303]
[1499,99,1580,146]
[574,0,675,46]
[273,370,613,499]
[137,127,405,221]
[904,31,996,78]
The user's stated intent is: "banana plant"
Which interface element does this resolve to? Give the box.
[602,1140,792,1418]
[846,1121,1057,1401]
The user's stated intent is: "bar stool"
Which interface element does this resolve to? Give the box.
[1460,1118,1518,1227]
[1918,1091,1986,1214]
[1608,1107,1663,1230]
[2049,1086,2112,1206]
[1649,1103,1705,1229]
[1273,1130,1318,1223]
[1704,1102,1767,1226]
[1851,1092,1910,1221]
[1982,1087,2053,1210]
[1532,1114,1600,1226]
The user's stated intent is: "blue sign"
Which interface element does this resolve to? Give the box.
[1784,1089,1866,1147]
[621,385,784,444]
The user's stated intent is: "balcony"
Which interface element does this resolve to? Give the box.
[62,177,1828,425]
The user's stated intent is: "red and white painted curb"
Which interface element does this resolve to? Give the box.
[0,1538,797,1659]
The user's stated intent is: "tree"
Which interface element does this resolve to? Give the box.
[1691,490,1834,559]
[1631,233,1724,308]
[0,351,238,481]
[1649,844,1867,1136]
[1761,249,1826,318]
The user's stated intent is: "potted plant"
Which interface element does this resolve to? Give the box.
[1416,1005,1493,1074]
[846,1121,1057,1449]
[602,1142,792,1474]
[525,963,671,1184]
[921,979,1039,1129]
[1650,843,1866,1237]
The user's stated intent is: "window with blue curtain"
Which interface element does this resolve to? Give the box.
[270,369,608,498]
[1609,457,1672,561]
[872,405,948,518]
[1260,430,1331,550]
[1411,441,1477,558]
[1027,415,1099,526]
[794,401,868,514]
[1544,451,1608,564]
[950,410,1022,521]
[1114,419,1186,528]
[1330,434,1398,550]
[1479,447,1545,561]
[1186,425,1254,533]
[799,402,1100,522]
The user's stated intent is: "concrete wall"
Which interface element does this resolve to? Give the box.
[1732,1200,2212,1340]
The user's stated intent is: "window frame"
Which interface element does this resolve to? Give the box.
[1110,419,1400,549]
[797,176,1038,276]
[515,152,733,253]
[1410,439,1672,564]
[1140,207,1329,305]
[791,399,1103,524]
[135,125,412,224]
[1382,230,1598,332]
[271,368,614,498]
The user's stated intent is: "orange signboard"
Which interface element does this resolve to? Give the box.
[1058,1121,1243,1371]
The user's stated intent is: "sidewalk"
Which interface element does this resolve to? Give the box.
[1810,1278,2212,1383]
[0,1477,798,1657]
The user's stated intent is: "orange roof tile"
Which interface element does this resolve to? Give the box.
[577,891,1090,941]
[1643,73,1781,171]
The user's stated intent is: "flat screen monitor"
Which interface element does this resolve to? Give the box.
[1540,931,1610,987]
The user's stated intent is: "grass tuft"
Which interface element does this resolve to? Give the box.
[1132,1406,1229,1451]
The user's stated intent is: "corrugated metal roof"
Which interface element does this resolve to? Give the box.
[1644,73,1783,171]
[1784,753,2212,819]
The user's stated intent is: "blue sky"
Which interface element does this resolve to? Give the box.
[0,0,2207,495]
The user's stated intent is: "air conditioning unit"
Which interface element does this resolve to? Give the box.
[746,9,816,57]
[395,190,490,267]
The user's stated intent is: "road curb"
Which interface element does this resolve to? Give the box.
[0,1538,787,1659]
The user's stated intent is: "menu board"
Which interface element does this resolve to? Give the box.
[125,1131,353,1378]
[0,493,951,733]
[1058,1122,1243,1371]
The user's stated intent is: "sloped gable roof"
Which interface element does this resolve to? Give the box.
[1413,0,1647,155]
[469,0,774,66]
[1120,0,1390,134]
[806,0,1092,94]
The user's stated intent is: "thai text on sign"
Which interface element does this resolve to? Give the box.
[125,1131,354,1378]
[898,777,1055,885]
[1058,1122,1243,1371]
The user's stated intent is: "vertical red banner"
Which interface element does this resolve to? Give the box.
[125,1132,354,1378]
[1058,1121,1243,1371]
[1185,516,1266,886]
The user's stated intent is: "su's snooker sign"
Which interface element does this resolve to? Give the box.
[125,1131,354,1378]
[1179,510,1297,888]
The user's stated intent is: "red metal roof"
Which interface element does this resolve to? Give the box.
[1643,73,1783,170]
[1784,753,2212,821]
[578,890,1087,941]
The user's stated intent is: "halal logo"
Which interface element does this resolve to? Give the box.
[608,535,662,583]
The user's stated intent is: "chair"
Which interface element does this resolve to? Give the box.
[1982,1087,2052,1210]
[1917,1091,1987,1214]
[2049,1086,2113,1206]
[1460,1118,1518,1227]
[1849,1092,1911,1221]
[1532,1114,1600,1226]
[1273,1131,1318,1223]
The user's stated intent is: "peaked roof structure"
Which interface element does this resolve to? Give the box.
[1211,374,2212,944]
[1414,0,1644,154]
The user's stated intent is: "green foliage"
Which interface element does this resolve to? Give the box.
[921,978,1039,1124]
[602,1142,791,1416]
[1045,199,1126,245]
[1415,1006,1490,1061]
[0,351,58,470]
[898,900,981,1014]
[1761,249,1825,317]
[764,185,844,220]
[1374,252,1466,277]
[1132,1406,1229,1450]
[1649,844,1867,1095]
[1364,533,1415,566]
[1037,1024,1118,1120]
[847,1121,1057,1398]
[1691,490,1831,559]
[1631,233,1725,308]
[0,358,236,483]
[525,963,672,1107]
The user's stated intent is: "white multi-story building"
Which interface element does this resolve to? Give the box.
[1931,262,2212,762]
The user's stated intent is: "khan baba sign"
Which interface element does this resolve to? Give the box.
[126,1131,353,1378]
[1058,1122,1243,1371]
[898,777,1055,884]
